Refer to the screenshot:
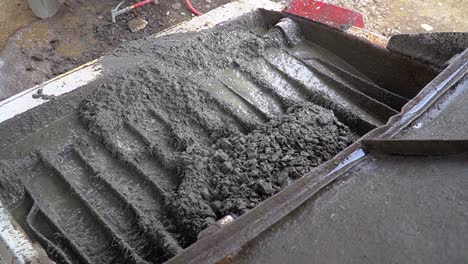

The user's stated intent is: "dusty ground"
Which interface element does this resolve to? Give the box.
[0,0,234,100]
[0,0,36,49]
[0,0,467,100]
[324,0,468,36]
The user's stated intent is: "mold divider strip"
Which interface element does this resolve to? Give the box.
[285,52,398,123]
[237,63,299,108]
[263,58,376,135]
[312,58,409,109]
[198,89,256,132]
[186,93,249,134]
[218,79,271,122]
[309,64,398,121]
[37,152,149,264]
[186,104,231,135]
[26,204,74,264]
[61,149,155,261]
[26,155,121,263]
[125,121,152,146]
[146,222,184,258]
[253,58,313,101]
[124,121,180,189]
[79,137,184,256]
[74,140,165,214]
[148,107,211,146]
[124,121,177,167]
[74,147,183,259]
[147,108,185,151]
[290,55,399,121]
[23,189,93,264]
[101,137,168,197]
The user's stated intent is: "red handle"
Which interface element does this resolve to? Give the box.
[132,0,154,9]
[185,0,202,16]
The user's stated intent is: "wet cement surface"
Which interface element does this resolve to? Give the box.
[78,14,358,245]
[398,77,468,140]
[0,1,462,262]
[0,13,363,263]
[232,153,468,264]
[0,8,442,263]
[169,103,354,241]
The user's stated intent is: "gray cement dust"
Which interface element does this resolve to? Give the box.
[0,13,355,263]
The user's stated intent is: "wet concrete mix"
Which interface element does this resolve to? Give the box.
[170,103,354,241]
[1,13,355,260]
[79,14,355,244]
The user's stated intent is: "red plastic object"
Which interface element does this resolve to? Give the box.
[284,0,365,29]
[131,0,154,9]
[186,0,203,16]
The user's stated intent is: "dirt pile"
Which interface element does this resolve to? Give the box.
[169,103,354,241]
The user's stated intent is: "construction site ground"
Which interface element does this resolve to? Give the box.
[0,0,467,100]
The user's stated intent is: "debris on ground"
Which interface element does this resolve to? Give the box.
[421,23,434,31]
[128,17,149,32]
[172,2,182,10]
[32,88,55,100]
